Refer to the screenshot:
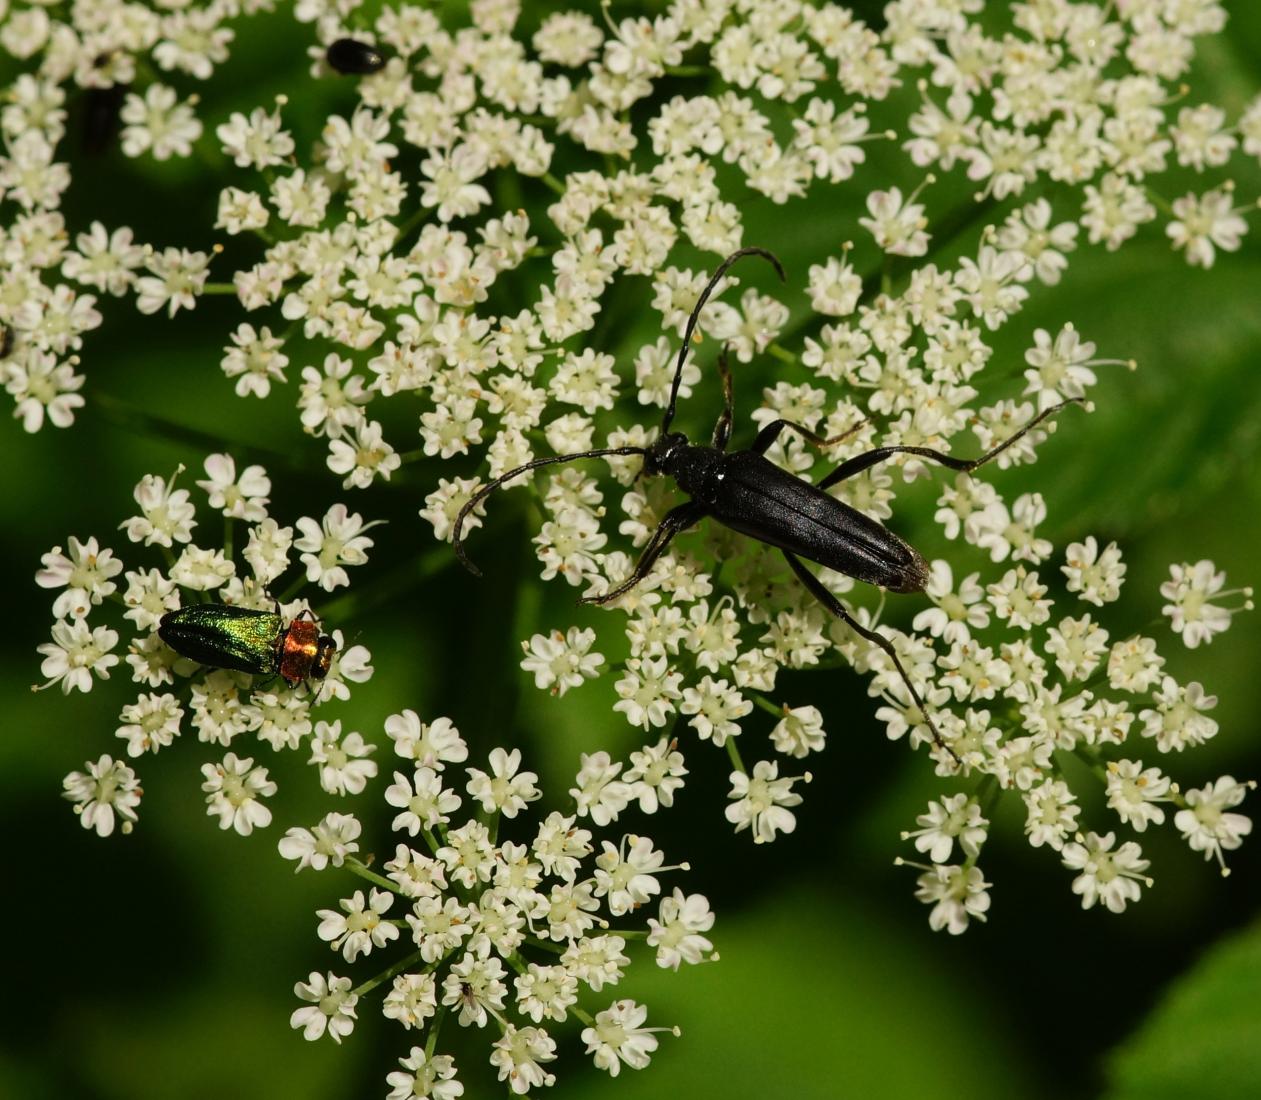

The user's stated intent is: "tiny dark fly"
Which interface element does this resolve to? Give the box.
[453,248,1081,761]
[326,38,387,75]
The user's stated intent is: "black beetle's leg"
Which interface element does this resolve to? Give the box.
[711,344,736,451]
[782,550,960,767]
[751,416,869,456]
[580,502,707,606]
[817,398,1083,491]
[453,446,648,575]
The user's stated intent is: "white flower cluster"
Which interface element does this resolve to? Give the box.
[898,551,1253,934]
[50,455,375,836]
[282,711,709,1094]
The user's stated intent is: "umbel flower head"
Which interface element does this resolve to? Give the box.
[46,457,376,836]
[282,712,700,1093]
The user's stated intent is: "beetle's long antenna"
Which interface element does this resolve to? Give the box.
[660,246,786,437]
[453,447,649,575]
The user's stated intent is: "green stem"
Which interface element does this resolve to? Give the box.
[200,282,239,296]
[346,856,402,894]
[352,946,425,998]
[419,827,443,857]
[425,1005,449,1058]
[1144,186,1175,218]
[751,692,782,718]
[394,203,433,249]
[973,773,1001,816]
[724,735,746,774]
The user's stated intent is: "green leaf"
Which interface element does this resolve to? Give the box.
[1104,919,1261,1100]
[562,885,1039,1100]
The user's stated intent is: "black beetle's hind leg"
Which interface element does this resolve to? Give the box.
[751,415,869,457]
[782,551,960,767]
[580,502,707,606]
[711,344,736,451]
[817,398,1083,491]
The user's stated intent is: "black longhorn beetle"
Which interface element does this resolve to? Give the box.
[453,247,1082,761]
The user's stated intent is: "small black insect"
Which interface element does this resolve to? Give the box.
[453,248,1081,761]
[326,38,387,75]
[0,324,12,359]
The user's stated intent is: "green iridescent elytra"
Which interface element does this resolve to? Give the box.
[158,605,283,675]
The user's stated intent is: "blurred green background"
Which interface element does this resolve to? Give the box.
[3,3,1261,1098]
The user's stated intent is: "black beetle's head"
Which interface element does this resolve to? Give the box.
[312,636,338,679]
[644,432,688,477]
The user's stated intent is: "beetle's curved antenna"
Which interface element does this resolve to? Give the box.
[453,447,649,575]
[660,246,786,437]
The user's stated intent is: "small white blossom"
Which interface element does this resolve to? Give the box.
[466,748,541,818]
[903,794,988,863]
[582,999,672,1077]
[317,889,398,963]
[385,1048,462,1100]
[294,503,378,591]
[1160,560,1250,648]
[1175,777,1253,874]
[1062,832,1151,913]
[290,972,357,1043]
[200,753,276,835]
[725,761,805,843]
[278,813,362,872]
[647,890,715,970]
[62,755,141,837]
[36,536,123,619]
[912,863,992,934]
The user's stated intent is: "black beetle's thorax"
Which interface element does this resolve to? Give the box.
[663,444,726,503]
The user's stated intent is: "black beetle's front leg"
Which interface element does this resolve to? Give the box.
[817,398,1082,491]
[580,501,708,605]
[781,550,960,767]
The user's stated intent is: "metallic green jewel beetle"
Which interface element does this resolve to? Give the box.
[158,604,336,686]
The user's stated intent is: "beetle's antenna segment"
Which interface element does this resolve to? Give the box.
[661,246,786,437]
[452,447,649,574]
